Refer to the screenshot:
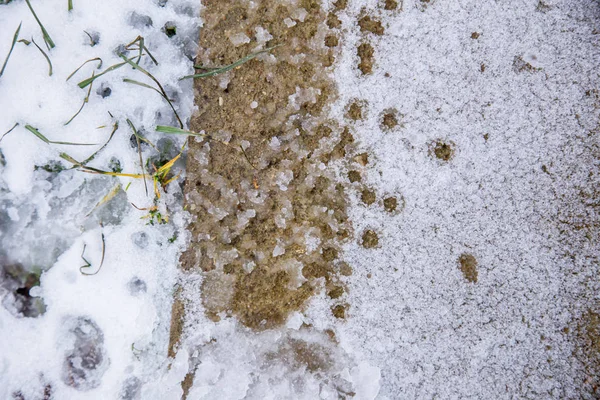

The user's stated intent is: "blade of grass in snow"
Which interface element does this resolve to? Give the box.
[0,22,21,78]
[31,37,53,76]
[155,125,229,146]
[78,55,138,89]
[127,119,149,196]
[79,121,118,166]
[66,57,102,81]
[65,72,94,125]
[60,152,144,177]
[80,244,91,271]
[25,125,96,145]
[142,44,158,66]
[123,78,166,98]
[152,150,183,199]
[156,125,209,137]
[25,0,55,49]
[125,36,158,65]
[0,123,19,143]
[120,54,183,128]
[68,0,73,11]
[80,233,105,276]
[83,31,97,47]
[156,125,257,169]
[181,46,279,80]
[134,36,144,64]
[86,183,121,217]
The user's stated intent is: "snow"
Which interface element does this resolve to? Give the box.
[0,0,199,398]
[1,0,599,398]
[326,0,600,398]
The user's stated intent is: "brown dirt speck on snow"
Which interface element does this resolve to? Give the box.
[347,100,365,120]
[354,152,369,166]
[383,196,398,212]
[358,15,385,36]
[513,55,540,73]
[362,230,379,248]
[348,170,361,183]
[381,110,399,130]
[333,0,348,10]
[458,253,478,283]
[357,42,374,75]
[328,285,345,299]
[431,140,455,161]
[327,12,342,29]
[332,304,347,319]
[384,0,400,10]
[325,34,339,47]
[361,188,376,205]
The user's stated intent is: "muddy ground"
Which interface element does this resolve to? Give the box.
[169,0,359,369]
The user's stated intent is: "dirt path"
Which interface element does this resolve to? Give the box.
[168,0,359,391]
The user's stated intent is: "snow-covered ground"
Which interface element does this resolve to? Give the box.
[0,0,199,398]
[1,0,599,399]
[329,0,600,397]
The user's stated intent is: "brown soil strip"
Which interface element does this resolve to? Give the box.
[169,0,355,358]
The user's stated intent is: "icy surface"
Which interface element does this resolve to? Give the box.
[0,0,199,398]
[326,0,600,398]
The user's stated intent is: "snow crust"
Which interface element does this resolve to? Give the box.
[326,0,600,398]
[0,0,199,398]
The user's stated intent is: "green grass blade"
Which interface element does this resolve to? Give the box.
[25,0,55,49]
[31,38,52,76]
[0,22,22,78]
[127,119,148,196]
[0,122,19,143]
[119,54,183,128]
[79,234,105,276]
[156,125,204,136]
[25,124,50,143]
[182,46,279,80]
[83,31,96,47]
[25,125,96,145]
[123,78,165,97]
[64,101,86,125]
[156,125,257,169]
[68,0,73,11]
[65,72,94,125]
[80,122,118,165]
[60,152,143,177]
[143,44,158,65]
[66,57,102,81]
[78,57,134,89]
